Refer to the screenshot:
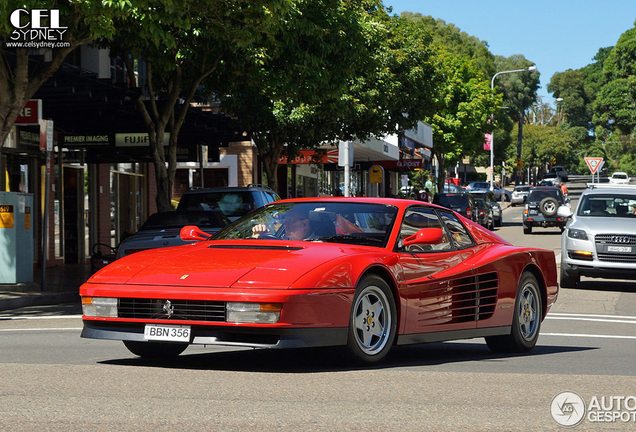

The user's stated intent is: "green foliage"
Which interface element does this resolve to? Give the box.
[516,124,575,169]
[493,55,540,122]
[398,12,496,80]
[548,70,592,129]
[422,50,500,187]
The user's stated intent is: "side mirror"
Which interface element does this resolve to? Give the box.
[180,225,212,241]
[404,228,444,246]
[557,206,572,218]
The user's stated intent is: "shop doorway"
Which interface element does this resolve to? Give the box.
[110,169,145,247]
[63,166,85,263]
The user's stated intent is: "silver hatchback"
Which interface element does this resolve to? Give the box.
[559,184,636,287]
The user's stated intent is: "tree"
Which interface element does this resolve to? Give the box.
[548,70,592,129]
[493,55,540,183]
[0,0,129,150]
[105,0,286,211]
[221,4,443,194]
[398,12,496,80]
[423,50,500,191]
[518,124,574,182]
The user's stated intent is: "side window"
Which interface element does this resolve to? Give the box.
[439,211,474,249]
[398,207,451,252]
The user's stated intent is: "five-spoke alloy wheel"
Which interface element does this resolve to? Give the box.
[347,275,397,363]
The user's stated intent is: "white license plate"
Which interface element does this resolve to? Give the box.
[529,210,538,215]
[144,324,191,342]
[608,246,632,253]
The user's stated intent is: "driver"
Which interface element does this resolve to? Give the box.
[252,208,316,241]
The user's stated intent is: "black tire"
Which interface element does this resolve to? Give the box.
[495,214,502,227]
[488,217,494,231]
[485,272,542,353]
[347,275,397,363]
[523,225,532,235]
[560,266,580,288]
[123,340,188,359]
[539,197,559,217]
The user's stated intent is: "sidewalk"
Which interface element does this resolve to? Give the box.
[0,264,93,312]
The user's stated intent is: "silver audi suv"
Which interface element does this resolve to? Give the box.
[559,184,636,287]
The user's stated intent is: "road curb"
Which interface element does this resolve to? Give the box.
[0,292,80,312]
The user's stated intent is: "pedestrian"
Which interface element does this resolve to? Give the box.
[560,182,568,199]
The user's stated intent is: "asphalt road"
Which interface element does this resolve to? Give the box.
[1,182,635,431]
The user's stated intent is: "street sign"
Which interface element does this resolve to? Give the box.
[584,157,603,174]
[515,159,524,170]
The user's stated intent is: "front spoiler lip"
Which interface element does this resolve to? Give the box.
[81,320,348,349]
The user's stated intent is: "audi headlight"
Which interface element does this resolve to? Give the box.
[226,302,281,324]
[567,228,588,241]
[82,297,118,317]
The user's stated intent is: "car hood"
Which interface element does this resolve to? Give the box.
[89,240,356,289]
[569,216,635,235]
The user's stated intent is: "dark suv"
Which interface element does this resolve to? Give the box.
[177,184,280,221]
[432,193,476,221]
[522,186,568,234]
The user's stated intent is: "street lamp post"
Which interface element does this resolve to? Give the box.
[489,66,537,194]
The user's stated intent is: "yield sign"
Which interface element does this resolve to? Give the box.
[584,157,603,174]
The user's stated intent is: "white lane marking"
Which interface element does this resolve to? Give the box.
[549,312,636,320]
[546,312,636,324]
[0,328,82,332]
[541,333,636,340]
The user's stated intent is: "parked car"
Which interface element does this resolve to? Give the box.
[465,181,491,192]
[116,210,230,258]
[470,190,502,227]
[473,198,494,230]
[465,181,509,201]
[176,184,280,221]
[522,186,569,234]
[432,192,476,221]
[609,172,631,185]
[80,197,558,363]
[550,166,569,182]
[541,173,562,187]
[511,185,532,206]
[559,184,636,287]
[442,183,465,193]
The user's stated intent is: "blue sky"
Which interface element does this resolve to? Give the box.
[386,0,636,103]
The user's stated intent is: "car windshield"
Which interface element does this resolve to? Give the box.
[177,191,256,218]
[577,195,636,217]
[612,173,628,179]
[514,186,531,192]
[140,210,230,230]
[212,201,399,247]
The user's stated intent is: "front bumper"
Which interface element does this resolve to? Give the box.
[82,320,348,349]
[560,260,636,280]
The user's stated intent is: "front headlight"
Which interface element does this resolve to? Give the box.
[82,297,118,317]
[567,228,588,241]
[226,302,281,324]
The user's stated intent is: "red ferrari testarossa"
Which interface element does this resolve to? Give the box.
[81,198,558,363]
